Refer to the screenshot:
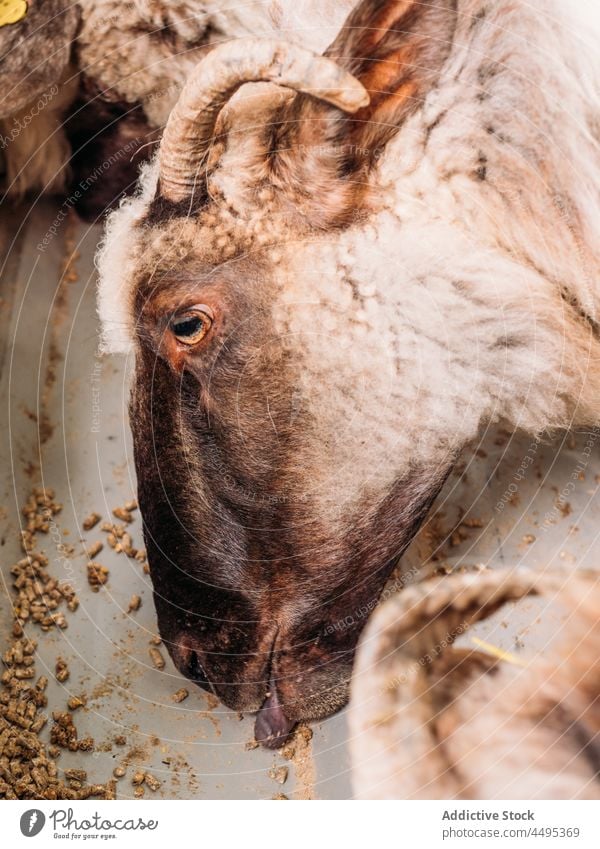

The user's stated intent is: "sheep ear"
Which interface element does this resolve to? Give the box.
[324,0,456,160]
[275,0,456,223]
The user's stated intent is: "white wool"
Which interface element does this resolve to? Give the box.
[1,70,79,198]
[272,217,592,517]
[0,89,74,198]
[96,157,160,354]
[207,0,356,52]
[77,0,355,126]
[77,0,211,125]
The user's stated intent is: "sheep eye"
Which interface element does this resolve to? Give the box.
[170,307,213,346]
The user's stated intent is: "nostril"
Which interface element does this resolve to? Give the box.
[254,680,296,749]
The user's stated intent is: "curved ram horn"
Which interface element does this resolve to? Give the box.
[158,38,369,202]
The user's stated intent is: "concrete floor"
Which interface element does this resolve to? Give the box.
[0,201,598,799]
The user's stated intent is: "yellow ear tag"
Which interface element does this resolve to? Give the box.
[0,0,28,27]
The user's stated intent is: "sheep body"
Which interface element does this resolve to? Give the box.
[0,0,78,118]
[0,0,79,196]
[76,1,356,124]
[1,1,356,203]
[75,0,213,126]
[349,569,600,799]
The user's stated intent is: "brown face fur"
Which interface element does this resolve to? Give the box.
[129,235,451,720]
[128,0,457,723]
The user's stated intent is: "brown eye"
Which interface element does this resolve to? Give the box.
[170,307,213,346]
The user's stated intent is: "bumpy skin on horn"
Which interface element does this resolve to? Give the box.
[158,37,369,202]
[350,569,600,799]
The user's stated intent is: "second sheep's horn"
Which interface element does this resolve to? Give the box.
[157,38,369,202]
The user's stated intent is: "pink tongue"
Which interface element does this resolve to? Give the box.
[254,682,295,749]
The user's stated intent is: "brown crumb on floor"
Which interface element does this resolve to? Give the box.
[127,595,141,613]
[87,562,109,590]
[461,517,484,528]
[64,768,87,782]
[285,726,315,800]
[85,541,103,559]
[131,770,145,786]
[50,711,78,750]
[171,688,189,703]
[0,489,116,800]
[558,501,572,518]
[67,694,87,711]
[12,496,78,625]
[144,772,161,791]
[113,506,134,524]
[204,693,219,711]
[267,766,288,785]
[149,648,165,670]
[123,745,147,765]
[55,658,69,683]
[82,512,101,531]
